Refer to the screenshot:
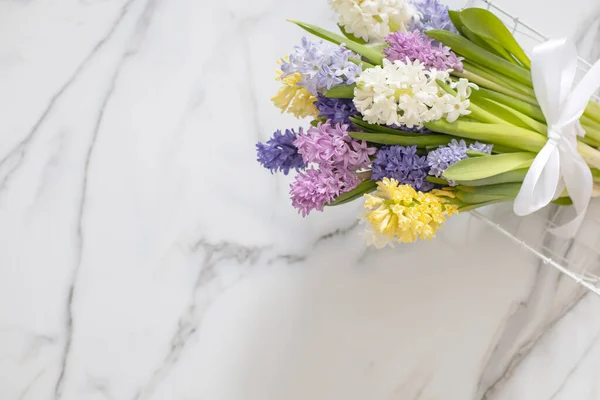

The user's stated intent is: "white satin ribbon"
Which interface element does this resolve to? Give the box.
[513,38,600,237]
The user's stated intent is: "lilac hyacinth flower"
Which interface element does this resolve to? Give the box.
[290,122,376,216]
[427,139,493,185]
[371,145,435,192]
[290,167,356,216]
[294,122,376,172]
[281,38,362,95]
[469,142,494,154]
[384,30,463,72]
[256,128,307,175]
[313,95,359,126]
[410,0,459,33]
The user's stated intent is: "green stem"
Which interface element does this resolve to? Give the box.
[426,30,532,86]
[349,58,374,69]
[472,87,545,121]
[463,61,534,97]
[584,101,600,125]
[580,134,600,148]
[324,84,355,98]
[424,120,546,152]
[454,69,537,105]
[580,123,600,144]
[577,142,600,170]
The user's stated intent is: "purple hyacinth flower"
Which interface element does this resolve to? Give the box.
[256,128,307,175]
[290,166,356,216]
[314,95,359,126]
[294,122,376,172]
[371,145,435,192]
[384,30,463,72]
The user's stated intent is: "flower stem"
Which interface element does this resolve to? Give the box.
[577,142,600,170]
[463,61,535,97]
[454,69,537,104]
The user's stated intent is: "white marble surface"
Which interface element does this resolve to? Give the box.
[1,0,600,399]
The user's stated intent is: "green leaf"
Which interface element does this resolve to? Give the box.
[349,57,375,69]
[424,120,546,152]
[458,199,507,212]
[454,168,528,186]
[470,87,545,122]
[349,117,434,137]
[491,144,522,154]
[324,84,355,98]
[426,30,532,86]
[456,192,511,204]
[460,8,531,68]
[443,152,535,181]
[349,132,456,147]
[448,10,464,32]
[338,24,367,44]
[462,61,535,97]
[461,24,512,61]
[290,21,384,64]
[453,69,537,105]
[580,116,600,144]
[449,10,516,63]
[455,182,522,204]
[465,150,489,157]
[327,180,377,206]
[470,97,547,134]
[552,197,574,206]
[426,176,449,185]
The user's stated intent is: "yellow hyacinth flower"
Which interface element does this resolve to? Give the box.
[363,178,458,247]
[271,70,319,119]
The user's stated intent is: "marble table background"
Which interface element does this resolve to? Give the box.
[1,0,600,399]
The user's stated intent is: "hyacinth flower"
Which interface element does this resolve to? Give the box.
[271,69,319,119]
[371,145,434,192]
[409,0,458,33]
[256,128,307,175]
[280,37,362,96]
[363,178,458,247]
[427,139,492,185]
[329,0,419,43]
[290,167,352,217]
[313,94,359,126]
[290,122,377,216]
[384,30,463,71]
[353,59,473,128]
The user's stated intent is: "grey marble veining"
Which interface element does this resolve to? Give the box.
[1,0,600,399]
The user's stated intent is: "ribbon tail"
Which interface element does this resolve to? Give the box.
[514,143,560,216]
[549,143,594,237]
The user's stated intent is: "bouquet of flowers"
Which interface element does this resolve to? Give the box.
[256,0,600,248]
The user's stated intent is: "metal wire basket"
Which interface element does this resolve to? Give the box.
[462,0,600,295]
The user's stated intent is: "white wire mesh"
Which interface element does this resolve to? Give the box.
[462,0,600,295]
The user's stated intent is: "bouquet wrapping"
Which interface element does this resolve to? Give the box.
[256,0,600,248]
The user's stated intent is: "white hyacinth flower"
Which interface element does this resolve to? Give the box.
[329,0,419,43]
[451,78,479,98]
[353,59,474,128]
[444,96,471,123]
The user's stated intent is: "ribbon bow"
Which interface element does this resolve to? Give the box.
[513,38,600,236]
